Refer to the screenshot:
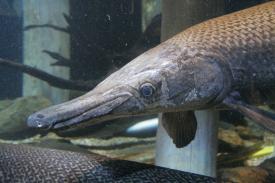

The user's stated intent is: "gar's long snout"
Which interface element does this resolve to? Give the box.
[27,89,132,130]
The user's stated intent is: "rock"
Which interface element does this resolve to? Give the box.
[260,157,275,174]
[0,99,12,111]
[245,117,266,139]
[0,132,156,164]
[219,121,236,130]
[0,133,92,154]
[90,143,155,164]
[70,136,155,147]
[70,136,156,164]
[218,157,275,183]
[217,126,265,168]
[218,128,244,146]
[235,125,263,140]
[218,156,275,183]
[218,167,271,183]
[29,139,91,154]
[0,96,52,139]
[218,143,262,168]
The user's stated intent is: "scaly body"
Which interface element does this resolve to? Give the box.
[0,143,215,182]
[28,2,275,147]
[166,2,275,104]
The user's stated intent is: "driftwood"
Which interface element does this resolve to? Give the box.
[24,13,112,62]
[0,14,161,91]
[0,58,94,91]
[42,50,74,67]
[24,13,161,67]
[24,24,69,33]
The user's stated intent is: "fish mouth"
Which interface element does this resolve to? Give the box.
[27,93,132,130]
[53,95,131,129]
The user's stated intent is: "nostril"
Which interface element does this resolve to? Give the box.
[36,120,43,128]
[37,114,45,119]
[27,115,48,129]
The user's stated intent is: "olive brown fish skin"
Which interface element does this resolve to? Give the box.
[27,2,275,138]
[0,143,215,183]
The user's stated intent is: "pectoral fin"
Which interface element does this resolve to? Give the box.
[223,92,275,133]
[161,111,197,148]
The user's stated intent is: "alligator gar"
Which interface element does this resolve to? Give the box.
[28,2,275,148]
[0,143,215,182]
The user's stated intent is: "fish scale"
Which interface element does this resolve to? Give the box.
[27,2,275,153]
[164,2,275,104]
[0,143,215,183]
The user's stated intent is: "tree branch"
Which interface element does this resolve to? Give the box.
[24,24,69,33]
[0,58,97,91]
[43,50,74,67]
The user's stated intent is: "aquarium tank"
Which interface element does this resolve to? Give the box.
[0,0,274,182]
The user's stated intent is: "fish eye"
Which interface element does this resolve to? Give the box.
[139,83,155,98]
